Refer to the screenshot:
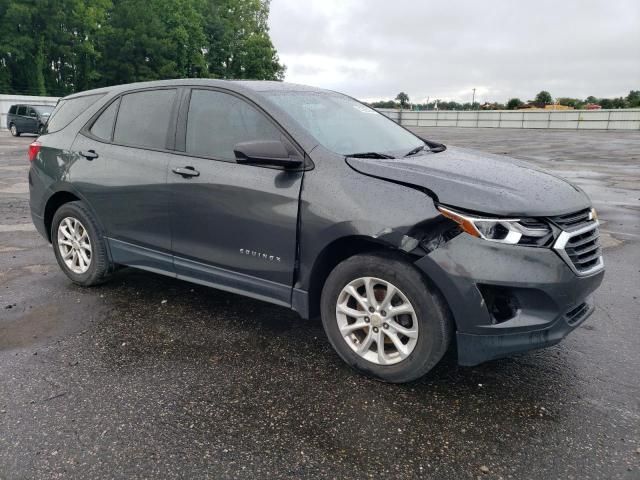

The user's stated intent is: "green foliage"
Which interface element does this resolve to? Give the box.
[395,92,409,108]
[506,98,524,110]
[0,0,285,95]
[627,90,640,107]
[598,97,625,109]
[368,100,399,109]
[534,90,553,105]
[556,97,583,108]
[370,90,640,111]
[204,0,285,80]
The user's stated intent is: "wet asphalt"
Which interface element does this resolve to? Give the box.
[0,128,639,479]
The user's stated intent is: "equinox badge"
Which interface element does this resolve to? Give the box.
[240,248,281,262]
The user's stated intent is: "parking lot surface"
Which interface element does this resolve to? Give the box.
[1,128,639,479]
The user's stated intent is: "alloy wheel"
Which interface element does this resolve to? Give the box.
[57,217,92,274]
[336,277,419,365]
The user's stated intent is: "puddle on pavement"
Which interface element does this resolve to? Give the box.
[0,304,64,349]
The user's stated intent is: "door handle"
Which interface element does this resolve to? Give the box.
[172,166,200,178]
[79,150,99,160]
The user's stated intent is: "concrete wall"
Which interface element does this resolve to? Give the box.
[1,94,60,131]
[378,108,640,130]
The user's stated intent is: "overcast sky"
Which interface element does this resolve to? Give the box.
[269,0,640,104]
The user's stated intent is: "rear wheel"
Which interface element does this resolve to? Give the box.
[320,253,452,383]
[10,124,19,136]
[51,201,112,286]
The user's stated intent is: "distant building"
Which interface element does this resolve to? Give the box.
[585,103,602,110]
[517,103,574,110]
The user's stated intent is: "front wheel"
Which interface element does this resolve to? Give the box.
[320,253,452,383]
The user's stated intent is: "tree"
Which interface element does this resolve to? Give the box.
[600,97,627,109]
[203,0,285,80]
[0,0,286,95]
[369,100,399,109]
[626,90,640,108]
[506,98,524,110]
[95,0,208,86]
[534,91,552,105]
[395,92,410,108]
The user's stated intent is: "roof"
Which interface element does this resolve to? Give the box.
[64,79,332,100]
[11,103,55,107]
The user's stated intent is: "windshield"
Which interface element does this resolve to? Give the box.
[33,105,54,116]
[266,92,423,156]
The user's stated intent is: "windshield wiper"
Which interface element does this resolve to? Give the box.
[404,140,447,157]
[404,145,425,157]
[345,152,395,159]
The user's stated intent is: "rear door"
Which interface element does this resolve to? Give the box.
[25,107,39,133]
[15,106,27,130]
[168,88,304,305]
[72,88,179,272]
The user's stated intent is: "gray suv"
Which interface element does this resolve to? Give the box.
[7,104,55,136]
[27,80,604,382]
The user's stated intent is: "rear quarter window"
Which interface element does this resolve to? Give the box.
[9,105,16,114]
[45,94,105,134]
[89,98,120,141]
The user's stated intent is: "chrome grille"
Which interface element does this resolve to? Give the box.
[550,208,592,230]
[553,219,603,275]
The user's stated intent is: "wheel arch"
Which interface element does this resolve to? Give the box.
[43,191,82,241]
[303,235,457,335]
[43,181,110,243]
[304,235,416,319]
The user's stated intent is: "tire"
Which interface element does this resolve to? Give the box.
[10,124,19,137]
[51,201,112,286]
[320,252,452,383]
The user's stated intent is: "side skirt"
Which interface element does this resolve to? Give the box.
[106,238,297,310]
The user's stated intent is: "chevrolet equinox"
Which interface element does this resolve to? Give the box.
[28,80,605,382]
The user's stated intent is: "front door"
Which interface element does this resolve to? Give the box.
[168,89,303,306]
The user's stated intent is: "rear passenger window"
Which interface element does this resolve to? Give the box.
[9,105,16,114]
[186,90,281,161]
[113,89,176,149]
[90,99,120,141]
[46,94,104,133]
[17,106,26,115]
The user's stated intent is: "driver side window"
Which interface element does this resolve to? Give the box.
[186,89,281,161]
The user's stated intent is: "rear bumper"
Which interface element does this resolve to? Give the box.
[31,210,48,240]
[414,233,604,366]
[29,167,50,241]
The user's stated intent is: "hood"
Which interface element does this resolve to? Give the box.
[346,146,590,217]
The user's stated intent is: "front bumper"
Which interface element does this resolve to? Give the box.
[414,233,604,366]
[455,297,595,366]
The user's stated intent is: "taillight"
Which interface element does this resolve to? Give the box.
[28,141,41,162]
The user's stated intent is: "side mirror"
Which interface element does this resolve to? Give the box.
[234,140,303,169]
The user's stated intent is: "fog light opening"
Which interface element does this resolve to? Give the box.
[478,285,520,324]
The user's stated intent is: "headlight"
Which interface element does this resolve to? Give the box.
[437,205,552,246]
